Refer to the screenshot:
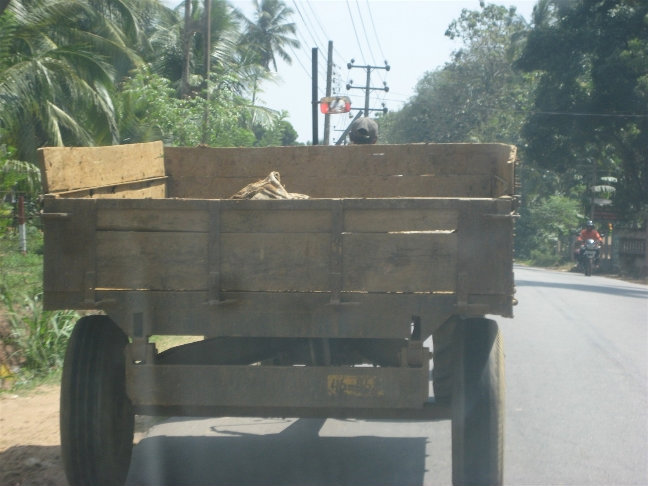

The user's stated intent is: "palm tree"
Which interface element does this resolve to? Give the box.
[0,0,143,162]
[236,0,299,72]
[153,0,243,97]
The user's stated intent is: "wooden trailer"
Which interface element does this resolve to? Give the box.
[39,141,517,486]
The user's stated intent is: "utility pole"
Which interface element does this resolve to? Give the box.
[346,60,390,116]
[201,0,212,144]
[323,41,334,145]
[311,48,319,145]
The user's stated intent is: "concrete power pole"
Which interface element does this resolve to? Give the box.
[346,60,390,117]
[311,48,318,145]
[323,41,334,145]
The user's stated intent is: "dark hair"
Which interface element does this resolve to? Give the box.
[349,117,378,144]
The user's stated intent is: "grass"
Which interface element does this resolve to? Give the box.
[0,228,43,301]
[0,228,76,391]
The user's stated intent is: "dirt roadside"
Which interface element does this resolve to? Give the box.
[0,385,66,486]
[0,385,156,486]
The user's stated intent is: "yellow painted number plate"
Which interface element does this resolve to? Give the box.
[327,374,384,398]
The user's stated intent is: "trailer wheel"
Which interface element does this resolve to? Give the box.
[432,317,457,404]
[451,318,504,486]
[60,315,134,486]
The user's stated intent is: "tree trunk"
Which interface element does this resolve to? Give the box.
[0,0,11,17]
[180,0,193,97]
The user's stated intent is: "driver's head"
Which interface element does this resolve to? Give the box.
[586,220,594,230]
[349,117,378,144]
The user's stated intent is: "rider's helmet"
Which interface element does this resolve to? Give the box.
[586,220,594,229]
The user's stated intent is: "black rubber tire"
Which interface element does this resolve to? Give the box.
[451,317,504,486]
[60,315,134,486]
[432,317,458,404]
[585,258,593,276]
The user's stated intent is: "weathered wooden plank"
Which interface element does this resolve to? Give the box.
[344,209,458,232]
[95,290,458,339]
[220,233,330,291]
[42,198,96,298]
[167,174,494,199]
[96,231,208,290]
[49,179,166,199]
[343,233,457,292]
[220,209,332,233]
[97,207,209,232]
[456,199,515,297]
[39,141,164,194]
[127,364,429,409]
[164,143,514,177]
[164,143,516,199]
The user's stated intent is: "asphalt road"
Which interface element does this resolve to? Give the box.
[125,265,648,486]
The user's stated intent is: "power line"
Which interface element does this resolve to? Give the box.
[345,0,366,63]
[354,0,377,66]
[305,0,347,63]
[531,110,648,118]
[291,0,328,71]
[287,44,313,79]
[290,26,327,83]
[292,1,327,54]
[365,0,387,62]
[363,0,388,86]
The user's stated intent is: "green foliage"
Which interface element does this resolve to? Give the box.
[0,231,43,298]
[253,112,300,146]
[0,230,77,382]
[4,293,78,374]
[380,4,535,146]
[117,67,259,146]
[381,1,647,261]
[517,0,648,217]
[117,66,300,147]
[1,146,42,197]
[516,195,581,263]
[0,0,144,162]
[236,0,300,71]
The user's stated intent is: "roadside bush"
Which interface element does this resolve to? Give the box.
[4,293,78,376]
[516,194,581,264]
[1,231,77,385]
[529,248,562,267]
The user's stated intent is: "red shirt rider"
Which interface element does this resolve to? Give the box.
[577,221,603,245]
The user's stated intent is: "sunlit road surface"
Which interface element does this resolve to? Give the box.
[126,265,648,486]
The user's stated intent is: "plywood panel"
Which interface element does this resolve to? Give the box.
[39,141,164,194]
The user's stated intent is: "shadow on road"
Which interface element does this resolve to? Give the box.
[126,418,427,486]
[515,279,648,299]
[0,444,67,486]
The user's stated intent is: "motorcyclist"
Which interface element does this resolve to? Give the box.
[577,220,603,244]
[574,220,603,261]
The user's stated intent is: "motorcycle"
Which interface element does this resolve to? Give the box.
[577,239,601,276]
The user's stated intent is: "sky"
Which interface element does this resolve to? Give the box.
[166,0,537,144]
